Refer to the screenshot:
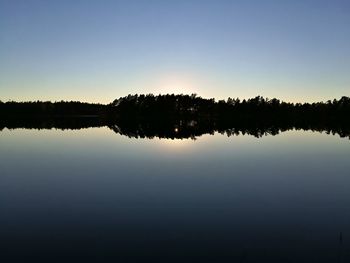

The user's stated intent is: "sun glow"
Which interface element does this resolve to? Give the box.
[155,137,196,152]
[154,74,199,95]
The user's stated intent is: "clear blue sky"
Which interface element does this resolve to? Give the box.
[1,0,349,103]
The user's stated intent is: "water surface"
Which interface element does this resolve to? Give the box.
[0,128,349,262]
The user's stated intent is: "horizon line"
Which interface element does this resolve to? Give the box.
[1,93,349,105]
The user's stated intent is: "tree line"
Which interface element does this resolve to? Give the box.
[1,94,350,122]
[1,94,350,139]
[111,94,350,121]
[0,101,107,116]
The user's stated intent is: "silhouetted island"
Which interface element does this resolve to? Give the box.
[1,94,350,139]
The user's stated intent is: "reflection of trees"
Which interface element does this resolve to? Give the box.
[108,94,350,139]
[108,118,217,140]
[1,94,350,139]
[110,118,350,140]
[0,116,105,130]
[1,116,350,139]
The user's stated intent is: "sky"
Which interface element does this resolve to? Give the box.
[0,0,349,103]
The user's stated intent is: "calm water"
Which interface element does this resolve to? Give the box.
[1,127,350,262]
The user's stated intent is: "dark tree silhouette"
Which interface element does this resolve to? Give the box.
[1,94,350,139]
[110,94,350,122]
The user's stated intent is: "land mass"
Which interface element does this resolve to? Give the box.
[1,94,350,139]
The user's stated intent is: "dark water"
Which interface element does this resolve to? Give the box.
[1,128,350,262]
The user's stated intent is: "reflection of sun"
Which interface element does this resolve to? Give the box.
[156,138,195,152]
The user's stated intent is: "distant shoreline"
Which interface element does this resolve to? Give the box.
[1,94,350,118]
[1,94,350,140]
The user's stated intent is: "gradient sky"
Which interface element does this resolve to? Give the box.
[1,0,349,103]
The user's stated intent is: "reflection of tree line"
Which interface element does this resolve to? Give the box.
[0,116,106,131]
[1,94,350,139]
[1,116,350,139]
[110,118,350,139]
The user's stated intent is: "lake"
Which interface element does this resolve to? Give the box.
[0,127,349,262]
